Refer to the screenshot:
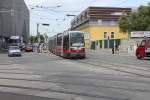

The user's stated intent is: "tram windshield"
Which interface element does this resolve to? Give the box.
[70,36,84,47]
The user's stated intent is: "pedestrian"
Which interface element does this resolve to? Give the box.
[112,47,115,54]
[37,43,41,53]
[117,45,120,54]
[37,45,39,53]
[115,45,119,54]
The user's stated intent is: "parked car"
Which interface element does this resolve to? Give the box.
[136,38,150,59]
[25,44,33,52]
[8,46,21,57]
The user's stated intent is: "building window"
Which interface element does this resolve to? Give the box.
[104,32,107,39]
[102,20,118,25]
[71,21,75,26]
[84,12,87,19]
[77,18,79,24]
[80,15,83,21]
[111,32,115,39]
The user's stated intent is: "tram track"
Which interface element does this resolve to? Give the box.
[87,53,150,68]
[0,85,128,100]
[0,69,150,85]
[0,52,150,99]
[71,58,150,78]
[85,58,150,73]
[0,76,149,100]
[47,53,150,78]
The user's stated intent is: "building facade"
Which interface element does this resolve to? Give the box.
[71,7,132,49]
[0,0,29,48]
[126,31,150,55]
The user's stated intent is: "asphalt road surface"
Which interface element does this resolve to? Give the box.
[0,51,150,100]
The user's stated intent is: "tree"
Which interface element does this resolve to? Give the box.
[44,33,48,43]
[39,35,45,43]
[30,36,36,43]
[30,34,46,43]
[34,36,38,43]
[119,14,131,33]
[119,3,150,33]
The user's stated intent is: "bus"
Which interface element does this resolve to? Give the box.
[9,36,24,49]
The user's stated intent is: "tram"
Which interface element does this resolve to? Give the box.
[48,31,86,58]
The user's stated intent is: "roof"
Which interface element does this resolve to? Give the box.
[71,6,132,29]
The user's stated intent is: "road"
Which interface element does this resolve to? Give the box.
[0,51,150,100]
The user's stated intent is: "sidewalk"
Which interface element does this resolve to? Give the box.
[87,49,135,57]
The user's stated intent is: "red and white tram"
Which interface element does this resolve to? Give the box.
[48,31,86,58]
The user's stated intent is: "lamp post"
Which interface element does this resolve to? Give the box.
[30,5,59,43]
[66,14,76,17]
[37,23,40,43]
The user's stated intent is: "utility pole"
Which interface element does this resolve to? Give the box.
[37,23,49,43]
[37,23,40,43]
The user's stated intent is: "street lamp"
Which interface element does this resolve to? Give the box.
[42,24,50,26]
[66,14,76,17]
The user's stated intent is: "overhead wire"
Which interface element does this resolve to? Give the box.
[115,0,130,6]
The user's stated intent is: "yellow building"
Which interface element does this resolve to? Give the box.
[71,7,131,49]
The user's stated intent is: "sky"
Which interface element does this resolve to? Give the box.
[24,0,150,36]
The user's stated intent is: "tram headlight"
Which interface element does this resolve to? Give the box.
[81,48,85,52]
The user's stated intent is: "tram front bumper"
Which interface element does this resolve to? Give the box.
[70,53,85,58]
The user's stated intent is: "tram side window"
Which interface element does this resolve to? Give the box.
[54,38,57,45]
[148,40,150,46]
[57,37,62,46]
[63,35,69,50]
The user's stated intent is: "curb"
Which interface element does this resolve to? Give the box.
[0,49,7,54]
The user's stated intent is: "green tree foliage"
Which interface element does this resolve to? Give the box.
[30,36,36,43]
[119,14,131,33]
[39,35,45,43]
[119,3,150,33]
[30,35,45,43]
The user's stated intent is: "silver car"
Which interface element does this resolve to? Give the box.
[8,46,22,57]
